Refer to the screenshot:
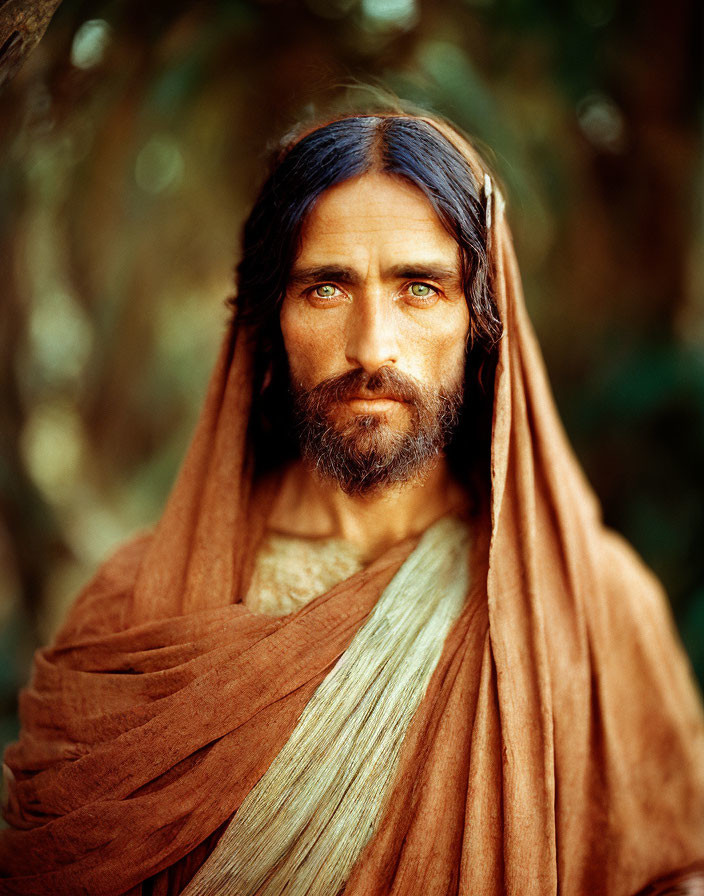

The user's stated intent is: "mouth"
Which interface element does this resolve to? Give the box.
[349,389,408,402]
[345,397,405,413]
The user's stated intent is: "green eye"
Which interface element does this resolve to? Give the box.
[410,283,432,297]
[314,284,336,297]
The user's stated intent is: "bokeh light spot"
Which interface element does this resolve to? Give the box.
[577,93,626,153]
[29,290,93,386]
[361,0,416,28]
[20,402,86,504]
[135,135,185,195]
[70,20,111,70]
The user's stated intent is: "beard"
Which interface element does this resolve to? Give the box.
[289,364,465,497]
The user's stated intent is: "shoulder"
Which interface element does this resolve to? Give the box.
[597,526,680,637]
[595,525,704,721]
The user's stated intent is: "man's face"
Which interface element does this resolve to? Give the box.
[280,171,470,495]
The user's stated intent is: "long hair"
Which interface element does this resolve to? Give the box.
[230,114,502,497]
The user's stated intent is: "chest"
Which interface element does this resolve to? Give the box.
[243,533,365,616]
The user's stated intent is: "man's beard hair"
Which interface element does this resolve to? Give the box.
[290,365,465,497]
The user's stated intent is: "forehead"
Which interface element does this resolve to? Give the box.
[295,172,461,267]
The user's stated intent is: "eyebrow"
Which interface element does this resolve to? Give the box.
[287,263,461,288]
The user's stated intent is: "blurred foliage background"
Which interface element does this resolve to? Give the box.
[0,0,702,758]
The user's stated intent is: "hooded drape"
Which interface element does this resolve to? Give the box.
[1,113,703,896]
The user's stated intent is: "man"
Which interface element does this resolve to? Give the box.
[1,111,703,896]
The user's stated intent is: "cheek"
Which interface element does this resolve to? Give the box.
[280,301,344,384]
[404,312,469,382]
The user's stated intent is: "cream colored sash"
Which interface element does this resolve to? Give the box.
[182,515,471,896]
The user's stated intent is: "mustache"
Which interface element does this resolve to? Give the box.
[297,366,427,408]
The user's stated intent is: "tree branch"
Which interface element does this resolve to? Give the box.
[0,0,62,88]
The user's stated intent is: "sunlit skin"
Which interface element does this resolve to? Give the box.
[267,172,472,561]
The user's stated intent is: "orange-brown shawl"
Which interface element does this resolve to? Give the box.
[1,116,704,896]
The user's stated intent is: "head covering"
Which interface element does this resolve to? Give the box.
[1,111,703,896]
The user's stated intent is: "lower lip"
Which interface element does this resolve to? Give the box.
[346,398,402,413]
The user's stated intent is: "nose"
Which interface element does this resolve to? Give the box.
[344,294,399,373]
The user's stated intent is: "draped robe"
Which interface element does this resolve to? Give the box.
[1,114,703,896]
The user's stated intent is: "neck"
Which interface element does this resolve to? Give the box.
[266,457,470,563]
